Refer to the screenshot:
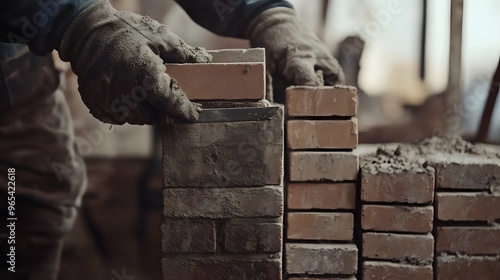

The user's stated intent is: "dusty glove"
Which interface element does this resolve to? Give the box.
[58,0,211,124]
[247,7,345,101]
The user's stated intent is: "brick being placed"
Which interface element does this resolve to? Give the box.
[286,243,358,275]
[436,224,500,255]
[287,183,356,210]
[165,48,265,100]
[289,151,358,182]
[287,212,353,241]
[436,255,500,280]
[361,205,433,233]
[363,261,433,280]
[360,146,435,204]
[286,86,358,117]
[362,232,434,264]
[435,192,500,222]
[287,119,358,150]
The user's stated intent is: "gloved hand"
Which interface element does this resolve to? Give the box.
[247,7,345,102]
[58,0,211,124]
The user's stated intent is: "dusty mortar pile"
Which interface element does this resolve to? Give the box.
[361,143,432,175]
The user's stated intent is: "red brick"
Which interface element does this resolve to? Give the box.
[286,86,357,117]
[162,257,281,280]
[363,261,432,280]
[287,213,353,241]
[362,232,434,263]
[287,119,358,150]
[435,192,500,222]
[436,255,500,280]
[163,108,283,188]
[166,63,265,100]
[161,219,216,253]
[289,277,356,280]
[163,186,283,218]
[361,169,434,204]
[436,225,500,255]
[289,152,358,182]
[287,183,356,210]
[429,155,500,191]
[224,219,282,253]
[361,205,433,233]
[286,243,358,275]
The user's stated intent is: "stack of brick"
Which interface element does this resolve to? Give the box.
[161,49,285,279]
[360,146,435,280]
[285,86,359,279]
[426,149,500,279]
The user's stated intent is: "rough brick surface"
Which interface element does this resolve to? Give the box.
[363,261,433,280]
[161,219,216,253]
[209,48,264,63]
[163,108,283,187]
[286,243,358,275]
[287,119,358,150]
[361,205,433,233]
[289,152,358,182]
[224,219,282,253]
[163,186,283,218]
[287,183,356,210]
[166,63,265,100]
[435,192,500,222]
[436,225,500,255]
[436,255,500,280]
[162,257,281,280]
[361,169,435,204]
[362,232,434,264]
[286,86,357,117]
[287,212,353,241]
[428,154,500,191]
[288,278,356,280]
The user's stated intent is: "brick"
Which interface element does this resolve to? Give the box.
[363,261,432,280]
[436,225,500,255]
[163,186,283,218]
[162,257,281,280]
[289,152,358,182]
[361,205,433,233]
[286,86,357,117]
[287,183,356,210]
[436,255,500,280]
[287,119,358,150]
[428,153,500,191]
[209,48,264,63]
[362,232,434,264]
[163,108,283,187]
[166,63,265,100]
[361,169,434,204]
[161,219,216,253]
[286,243,358,275]
[287,212,353,241]
[224,219,282,253]
[435,192,500,222]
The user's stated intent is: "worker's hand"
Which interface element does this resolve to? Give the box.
[247,7,345,101]
[58,1,211,124]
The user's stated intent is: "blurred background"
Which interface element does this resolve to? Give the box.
[55,0,500,279]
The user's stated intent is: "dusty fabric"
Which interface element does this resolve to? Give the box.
[59,0,212,125]
[247,7,345,103]
[0,88,86,280]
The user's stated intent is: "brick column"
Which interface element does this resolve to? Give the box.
[161,49,285,279]
[284,86,359,279]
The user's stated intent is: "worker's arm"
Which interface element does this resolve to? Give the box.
[176,0,344,99]
[0,0,210,125]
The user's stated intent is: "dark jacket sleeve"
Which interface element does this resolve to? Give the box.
[0,0,97,55]
[175,0,293,38]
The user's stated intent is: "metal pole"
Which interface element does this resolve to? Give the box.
[420,0,427,80]
[446,0,464,134]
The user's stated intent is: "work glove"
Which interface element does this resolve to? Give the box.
[247,7,345,102]
[58,0,211,125]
